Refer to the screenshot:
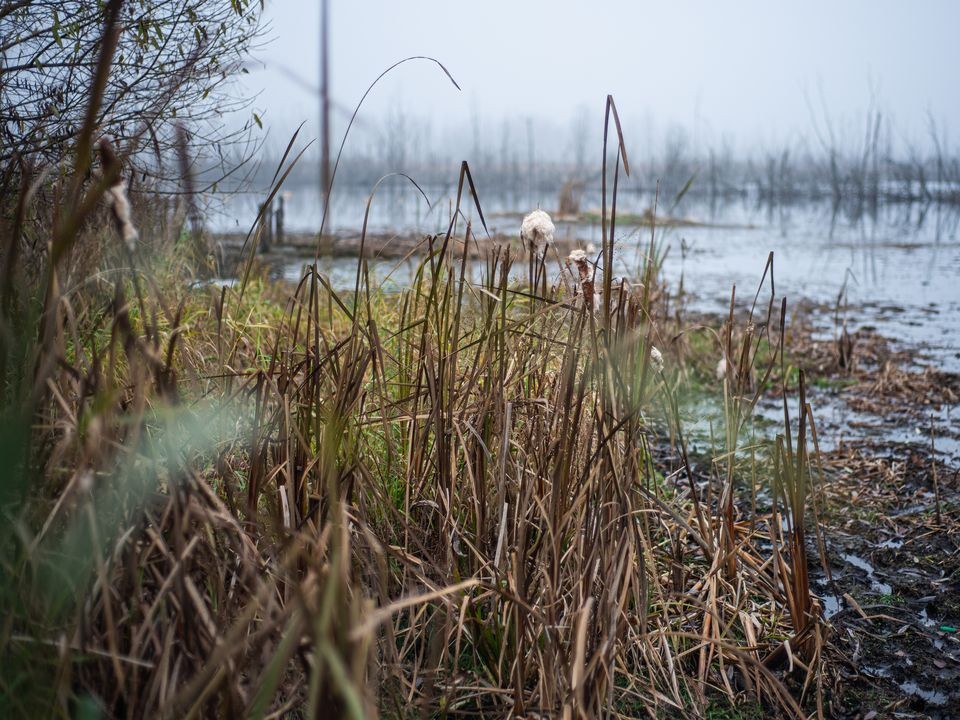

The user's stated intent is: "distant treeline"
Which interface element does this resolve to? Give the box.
[231,109,960,209]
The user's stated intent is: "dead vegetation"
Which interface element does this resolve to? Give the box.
[0,31,833,715]
[661,280,960,717]
[16,4,960,717]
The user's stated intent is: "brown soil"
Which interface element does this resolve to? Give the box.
[212,229,589,265]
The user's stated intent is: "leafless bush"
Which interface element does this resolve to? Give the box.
[0,0,263,179]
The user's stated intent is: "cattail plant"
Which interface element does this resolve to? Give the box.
[99,139,139,251]
[521,208,555,294]
[567,247,601,313]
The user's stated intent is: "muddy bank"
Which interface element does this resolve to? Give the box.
[798,318,959,717]
[819,440,960,718]
[211,229,593,279]
[739,304,959,717]
[670,297,959,716]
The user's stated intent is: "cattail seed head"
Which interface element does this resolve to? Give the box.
[99,139,139,252]
[567,248,592,283]
[650,346,664,373]
[716,356,728,381]
[521,209,555,250]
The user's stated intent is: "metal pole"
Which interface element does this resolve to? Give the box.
[320,0,331,230]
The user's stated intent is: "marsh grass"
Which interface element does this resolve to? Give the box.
[0,11,830,718]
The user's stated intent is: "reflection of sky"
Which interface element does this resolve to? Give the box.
[653,203,960,372]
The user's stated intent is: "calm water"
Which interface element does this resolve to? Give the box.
[658,202,960,371]
[215,184,960,370]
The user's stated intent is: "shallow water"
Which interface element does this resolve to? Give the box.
[754,386,960,463]
[862,666,950,706]
[839,551,892,596]
[216,190,960,459]
[234,193,959,369]
[652,202,960,375]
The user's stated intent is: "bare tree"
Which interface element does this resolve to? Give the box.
[0,0,263,177]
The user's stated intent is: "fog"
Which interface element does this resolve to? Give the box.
[237,0,960,157]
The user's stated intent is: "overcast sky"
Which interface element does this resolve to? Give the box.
[237,1,960,157]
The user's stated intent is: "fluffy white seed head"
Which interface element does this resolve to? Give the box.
[105,180,139,252]
[650,346,664,373]
[591,292,603,316]
[715,356,728,381]
[521,209,555,248]
[567,248,588,263]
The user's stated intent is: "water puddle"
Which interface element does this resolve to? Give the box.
[820,592,842,618]
[919,607,937,628]
[862,666,949,706]
[812,576,844,618]
[812,551,892,618]
[900,680,949,706]
[840,552,892,595]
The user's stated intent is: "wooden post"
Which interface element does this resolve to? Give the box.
[258,200,273,253]
[276,194,285,245]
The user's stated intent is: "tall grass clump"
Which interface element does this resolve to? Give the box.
[1,9,828,717]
